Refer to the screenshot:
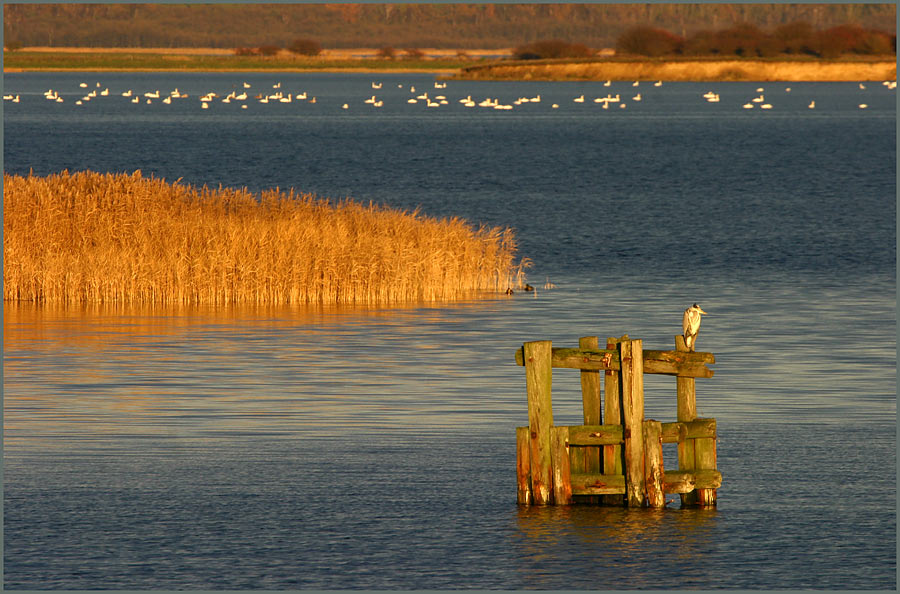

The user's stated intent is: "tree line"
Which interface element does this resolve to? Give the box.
[613,22,894,58]
[4,3,895,51]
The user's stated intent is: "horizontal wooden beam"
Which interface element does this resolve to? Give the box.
[570,470,722,497]
[514,346,714,377]
[660,418,717,442]
[663,469,723,493]
[571,472,626,495]
[559,418,717,447]
[567,424,623,446]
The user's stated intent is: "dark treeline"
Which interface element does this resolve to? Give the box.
[614,22,894,58]
[4,3,896,50]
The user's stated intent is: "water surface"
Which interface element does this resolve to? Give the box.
[4,72,896,589]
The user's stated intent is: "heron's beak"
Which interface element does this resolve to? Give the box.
[699,308,708,315]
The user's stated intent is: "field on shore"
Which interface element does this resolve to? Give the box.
[5,47,895,81]
[3,47,510,73]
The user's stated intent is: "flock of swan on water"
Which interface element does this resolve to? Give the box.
[4,78,895,111]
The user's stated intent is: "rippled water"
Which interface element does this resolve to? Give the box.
[3,72,896,589]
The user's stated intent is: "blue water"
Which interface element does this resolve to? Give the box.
[3,72,896,589]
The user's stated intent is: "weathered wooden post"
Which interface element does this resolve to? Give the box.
[619,338,645,507]
[675,335,717,506]
[551,426,572,504]
[573,336,602,487]
[524,340,554,505]
[603,335,626,505]
[516,426,532,505]
[642,419,665,508]
[675,334,697,506]
[694,425,718,506]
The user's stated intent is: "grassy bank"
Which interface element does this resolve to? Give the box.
[455,56,897,81]
[3,49,472,72]
[4,171,528,305]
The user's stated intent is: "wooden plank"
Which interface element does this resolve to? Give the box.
[516,426,532,505]
[515,346,619,370]
[620,339,646,507]
[567,424,624,446]
[603,335,625,505]
[524,340,553,505]
[643,419,665,508]
[514,346,714,377]
[578,336,602,475]
[571,472,626,495]
[561,420,714,446]
[660,419,717,442]
[645,349,716,365]
[663,469,722,493]
[551,426,572,505]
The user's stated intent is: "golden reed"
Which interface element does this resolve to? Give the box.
[4,170,529,305]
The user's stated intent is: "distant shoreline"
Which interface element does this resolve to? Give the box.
[3,47,506,74]
[4,48,895,81]
[455,57,897,82]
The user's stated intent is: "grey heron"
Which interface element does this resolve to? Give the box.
[682,304,707,351]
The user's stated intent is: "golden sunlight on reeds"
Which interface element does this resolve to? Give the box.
[4,170,529,305]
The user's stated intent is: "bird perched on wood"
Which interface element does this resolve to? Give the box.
[682,304,707,351]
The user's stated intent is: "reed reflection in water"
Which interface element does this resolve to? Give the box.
[4,297,529,449]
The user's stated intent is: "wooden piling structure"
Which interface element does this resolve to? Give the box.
[514,334,721,507]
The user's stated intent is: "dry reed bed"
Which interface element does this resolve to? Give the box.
[4,170,528,305]
[458,59,897,81]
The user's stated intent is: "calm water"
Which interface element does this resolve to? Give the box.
[3,72,896,589]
